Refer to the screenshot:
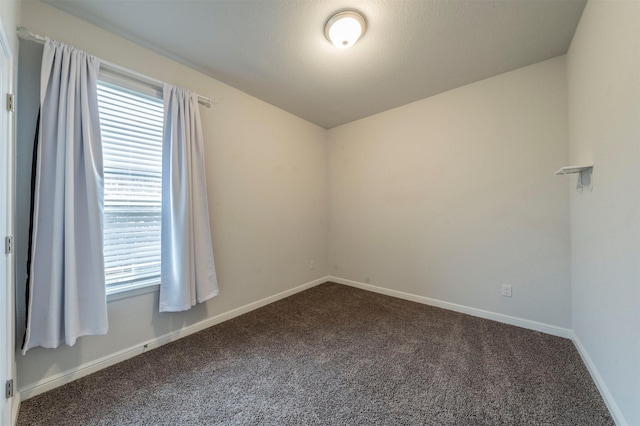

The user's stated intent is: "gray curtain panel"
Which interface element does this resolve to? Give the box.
[159,83,218,312]
[23,39,107,353]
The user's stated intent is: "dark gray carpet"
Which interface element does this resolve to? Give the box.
[18,282,613,425]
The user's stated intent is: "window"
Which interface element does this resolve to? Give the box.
[97,78,164,295]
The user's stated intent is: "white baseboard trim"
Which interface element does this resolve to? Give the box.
[11,391,20,426]
[328,276,572,339]
[572,332,626,426]
[19,276,329,401]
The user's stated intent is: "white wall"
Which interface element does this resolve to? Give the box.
[16,0,328,391]
[0,0,20,52]
[567,2,640,425]
[328,57,571,328]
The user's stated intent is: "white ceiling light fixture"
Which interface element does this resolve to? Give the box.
[325,10,367,49]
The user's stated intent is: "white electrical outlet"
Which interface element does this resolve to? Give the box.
[501,284,512,298]
[309,260,315,270]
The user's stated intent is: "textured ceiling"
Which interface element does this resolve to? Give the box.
[43,0,586,129]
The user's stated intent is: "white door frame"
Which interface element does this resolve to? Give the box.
[0,16,15,426]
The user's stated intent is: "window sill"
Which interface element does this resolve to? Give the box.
[107,283,159,302]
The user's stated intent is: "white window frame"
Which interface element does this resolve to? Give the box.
[98,67,164,302]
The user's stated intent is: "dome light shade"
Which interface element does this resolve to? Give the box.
[325,10,367,49]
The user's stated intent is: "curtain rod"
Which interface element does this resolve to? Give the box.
[17,27,216,108]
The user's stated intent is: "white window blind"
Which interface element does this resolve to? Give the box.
[97,80,164,295]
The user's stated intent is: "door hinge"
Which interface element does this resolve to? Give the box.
[5,379,13,399]
[5,236,12,254]
[6,93,14,112]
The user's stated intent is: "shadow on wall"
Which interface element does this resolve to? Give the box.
[14,39,43,350]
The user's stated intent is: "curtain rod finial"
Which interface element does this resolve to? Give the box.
[17,27,46,43]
